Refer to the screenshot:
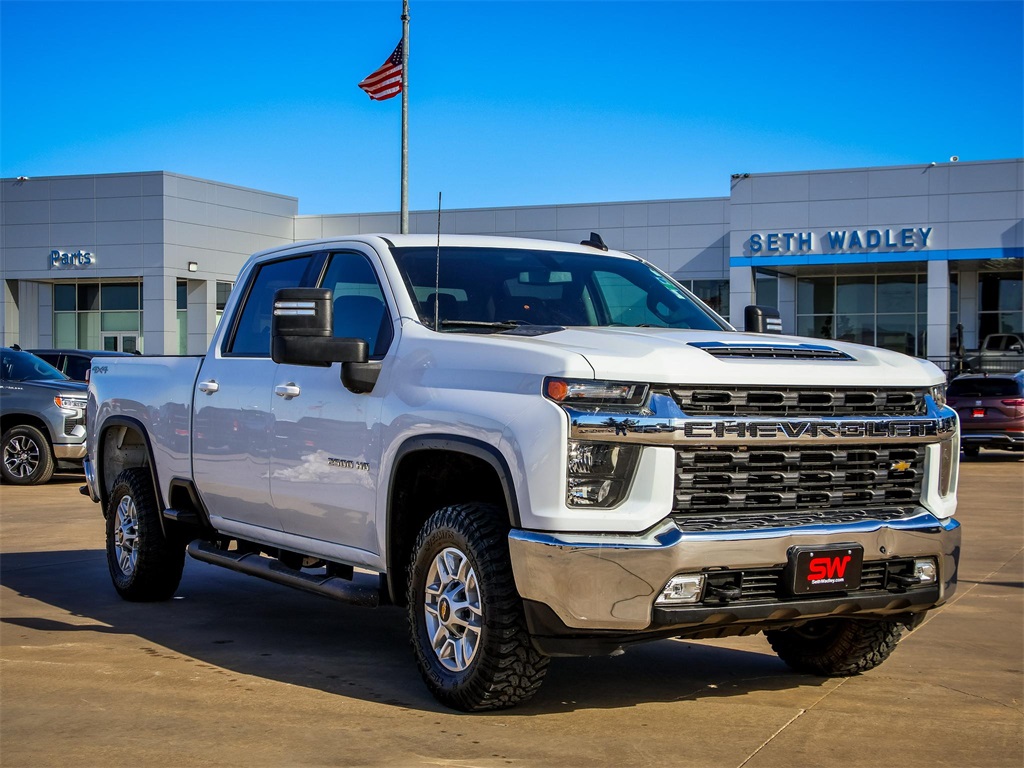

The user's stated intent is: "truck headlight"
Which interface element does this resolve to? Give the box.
[545,378,648,409]
[566,441,640,507]
[54,396,87,411]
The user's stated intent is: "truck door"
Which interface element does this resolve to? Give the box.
[192,253,316,532]
[269,249,394,555]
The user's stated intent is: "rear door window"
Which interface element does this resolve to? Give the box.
[947,378,1019,398]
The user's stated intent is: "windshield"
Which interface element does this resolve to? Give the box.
[392,246,727,331]
[0,349,69,382]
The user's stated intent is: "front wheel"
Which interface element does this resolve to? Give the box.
[105,467,185,601]
[766,618,903,676]
[407,503,549,711]
[1,425,55,485]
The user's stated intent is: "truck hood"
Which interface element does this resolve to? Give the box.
[512,327,942,387]
[8,378,88,395]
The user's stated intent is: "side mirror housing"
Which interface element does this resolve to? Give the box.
[271,288,368,366]
[744,305,783,334]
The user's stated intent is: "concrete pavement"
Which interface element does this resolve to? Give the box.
[1,455,1021,767]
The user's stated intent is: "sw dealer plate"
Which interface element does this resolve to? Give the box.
[788,544,864,594]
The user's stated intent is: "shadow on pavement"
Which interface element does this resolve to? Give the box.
[1,548,826,714]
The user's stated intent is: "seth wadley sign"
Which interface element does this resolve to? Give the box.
[749,227,934,254]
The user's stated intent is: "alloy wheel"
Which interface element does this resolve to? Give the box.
[3,435,40,479]
[113,494,140,576]
[423,546,482,672]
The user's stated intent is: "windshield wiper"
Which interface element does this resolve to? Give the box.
[439,319,527,332]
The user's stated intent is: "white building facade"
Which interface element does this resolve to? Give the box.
[2,159,1021,366]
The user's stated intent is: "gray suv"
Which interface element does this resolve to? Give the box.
[1,347,88,484]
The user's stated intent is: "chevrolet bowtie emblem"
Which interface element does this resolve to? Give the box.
[891,460,912,472]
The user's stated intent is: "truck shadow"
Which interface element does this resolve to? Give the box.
[1,548,827,714]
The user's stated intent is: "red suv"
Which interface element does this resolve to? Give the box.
[946,372,1024,457]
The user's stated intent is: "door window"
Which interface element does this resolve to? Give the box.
[320,252,393,357]
[227,256,314,356]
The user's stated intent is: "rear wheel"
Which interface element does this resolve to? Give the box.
[766,618,903,676]
[407,503,549,711]
[962,446,980,458]
[105,467,185,601]
[1,425,55,485]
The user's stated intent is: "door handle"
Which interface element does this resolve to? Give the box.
[198,380,219,394]
[275,383,301,399]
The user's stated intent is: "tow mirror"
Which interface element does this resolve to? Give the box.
[744,305,783,334]
[271,288,368,367]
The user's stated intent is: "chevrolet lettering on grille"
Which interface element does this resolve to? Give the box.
[682,419,939,440]
[569,412,957,445]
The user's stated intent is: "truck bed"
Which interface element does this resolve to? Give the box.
[87,355,205,507]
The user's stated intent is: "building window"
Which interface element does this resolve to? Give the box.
[797,274,927,357]
[216,281,233,324]
[52,280,142,352]
[679,279,730,318]
[177,280,188,355]
[978,269,1024,338]
[754,271,779,310]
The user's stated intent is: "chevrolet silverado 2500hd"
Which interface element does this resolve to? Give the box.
[84,234,961,711]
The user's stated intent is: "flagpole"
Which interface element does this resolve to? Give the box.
[400,0,410,234]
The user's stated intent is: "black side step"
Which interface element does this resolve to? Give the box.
[187,541,380,608]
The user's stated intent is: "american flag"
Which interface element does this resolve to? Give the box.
[358,41,404,101]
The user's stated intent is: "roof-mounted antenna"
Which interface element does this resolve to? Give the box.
[581,232,608,251]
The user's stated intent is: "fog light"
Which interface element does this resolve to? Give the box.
[656,574,706,605]
[914,558,937,585]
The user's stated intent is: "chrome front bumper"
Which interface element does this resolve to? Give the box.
[508,510,960,632]
[54,443,87,461]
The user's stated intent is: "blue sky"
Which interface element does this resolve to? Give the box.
[2,0,1022,214]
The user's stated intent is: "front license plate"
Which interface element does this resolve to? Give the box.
[789,544,864,594]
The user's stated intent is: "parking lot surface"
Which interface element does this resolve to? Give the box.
[1,456,1022,768]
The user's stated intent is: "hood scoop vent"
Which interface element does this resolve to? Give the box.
[689,341,854,361]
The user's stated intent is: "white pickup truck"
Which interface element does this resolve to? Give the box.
[84,234,961,711]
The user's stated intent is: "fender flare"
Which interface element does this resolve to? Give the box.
[385,434,522,598]
[96,416,166,532]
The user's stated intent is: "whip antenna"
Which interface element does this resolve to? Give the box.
[434,191,442,331]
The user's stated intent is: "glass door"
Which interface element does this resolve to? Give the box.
[102,333,139,353]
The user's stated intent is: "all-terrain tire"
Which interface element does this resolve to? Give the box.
[407,503,550,711]
[105,467,185,601]
[1,425,55,485]
[766,618,903,676]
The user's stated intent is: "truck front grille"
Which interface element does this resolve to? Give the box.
[658,385,926,417]
[672,444,925,524]
[63,415,85,435]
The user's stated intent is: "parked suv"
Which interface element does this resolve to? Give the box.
[0,347,88,484]
[28,349,134,383]
[946,371,1024,457]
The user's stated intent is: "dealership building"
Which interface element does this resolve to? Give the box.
[2,158,1021,366]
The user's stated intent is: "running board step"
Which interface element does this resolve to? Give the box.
[187,541,380,608]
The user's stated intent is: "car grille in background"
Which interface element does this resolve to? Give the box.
[658,385,926,416]
[700,559,917,603]
[64,415,85,435]
[672,444,925,527]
